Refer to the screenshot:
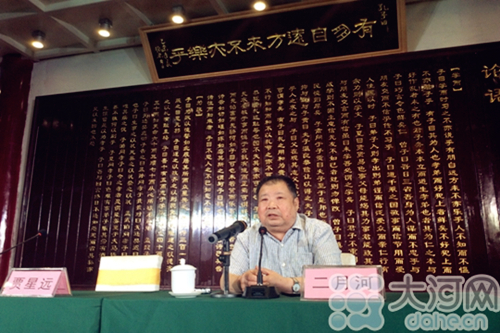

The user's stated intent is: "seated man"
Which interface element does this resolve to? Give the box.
[221,175,341,294]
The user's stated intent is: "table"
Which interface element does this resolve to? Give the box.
[0,291,104,333]
[99,292,500,333]
[1,291,499,332]
[101,291,335,333]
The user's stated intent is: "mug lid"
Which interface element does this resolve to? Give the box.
[171,258,196,271]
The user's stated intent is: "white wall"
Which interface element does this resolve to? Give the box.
[28,47,152,97]
[406,0,500,51]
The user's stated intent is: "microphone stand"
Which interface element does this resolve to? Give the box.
[0,231,46,255]
[211,239,239,298]
[243,227,279,299]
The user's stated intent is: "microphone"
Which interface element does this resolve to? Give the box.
[208,221,247,243]
[0,229,48,255]
[243,226,279,299]
[256,226,266,285]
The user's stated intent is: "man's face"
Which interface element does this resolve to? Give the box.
[257,180,299,233]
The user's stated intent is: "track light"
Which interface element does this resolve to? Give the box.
[31,30,45,49]
[171,5,186,24]
[253,1,267,11]
[98,18,112,37]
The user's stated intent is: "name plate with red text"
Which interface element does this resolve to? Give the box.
[302,265,384,301]
[0,268,72,297]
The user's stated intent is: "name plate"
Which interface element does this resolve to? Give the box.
[0,268,72,297]
[302,265,384,301]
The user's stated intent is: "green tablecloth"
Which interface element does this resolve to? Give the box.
[101,291,335,333]
[99,292,500,333]
[0,291,104,333]
[1,291,498,332]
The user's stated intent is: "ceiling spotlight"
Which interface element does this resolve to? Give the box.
[253,1,267,11]
[171,5,186,24]
[98,18,112,37]
[31,30,45,49]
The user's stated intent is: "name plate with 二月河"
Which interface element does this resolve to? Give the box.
[0,268,72,297]
[302,265,384,301]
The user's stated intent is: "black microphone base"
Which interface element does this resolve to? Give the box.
[243,285,279,299]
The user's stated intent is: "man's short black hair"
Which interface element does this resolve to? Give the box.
[256,175,298,198]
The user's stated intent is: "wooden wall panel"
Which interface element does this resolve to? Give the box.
[0,55,33,282]
[15,42,500,289]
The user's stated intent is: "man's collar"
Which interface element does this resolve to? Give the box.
[256,214,303,241]
[291,214,304,231]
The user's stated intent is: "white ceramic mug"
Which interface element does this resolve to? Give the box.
[171,259,196,293]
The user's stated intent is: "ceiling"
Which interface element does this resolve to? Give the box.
[0,0,422,62]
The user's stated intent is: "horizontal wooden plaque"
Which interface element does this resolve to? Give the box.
[140,0,406,83]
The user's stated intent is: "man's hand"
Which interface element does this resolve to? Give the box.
[259,267,287,288]
[222,267,303,294]
[239,267,301,294]
[238,267,259,291]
